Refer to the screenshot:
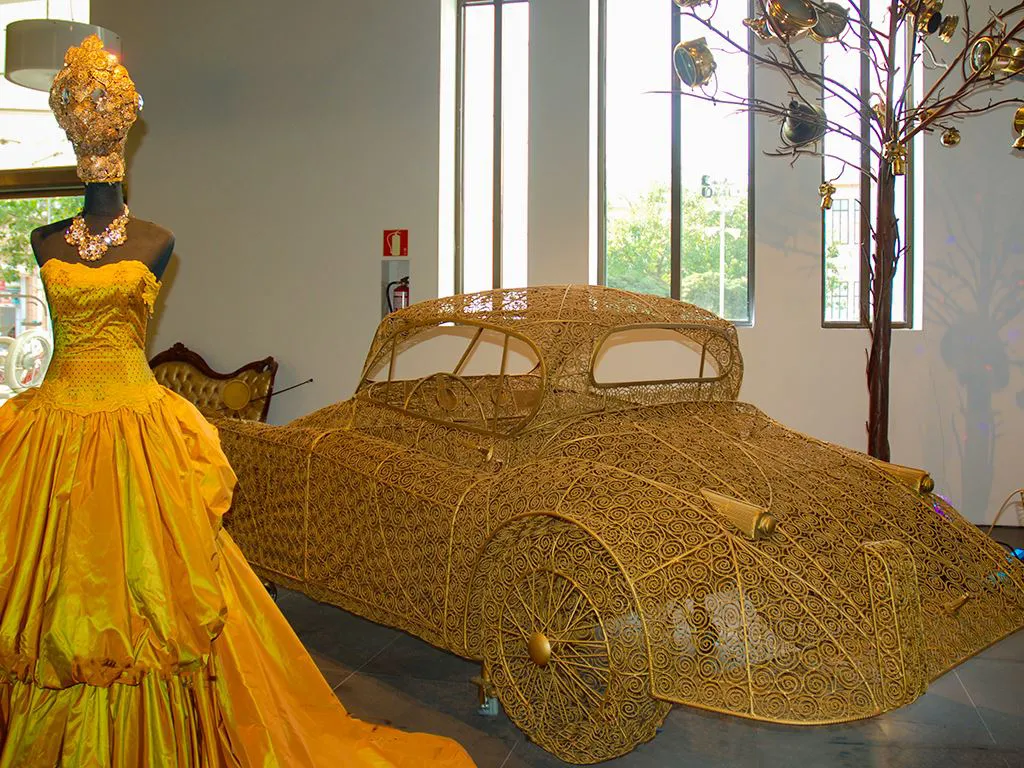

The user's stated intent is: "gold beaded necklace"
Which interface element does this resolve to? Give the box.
[65,207,130,262]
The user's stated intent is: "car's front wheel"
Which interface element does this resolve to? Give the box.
[479,515,669,764]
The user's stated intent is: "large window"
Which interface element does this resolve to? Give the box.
[0,184,82,401]
[1,1,90,402]
[600,0,753,324]
[456,0,529,294]
[822,2,914,327]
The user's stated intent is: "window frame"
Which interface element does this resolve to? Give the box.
[596,0,756,326]
[0,167,82,200]
[820,3,915,330]
[454,0,529,295]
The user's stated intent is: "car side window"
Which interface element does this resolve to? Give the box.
[590,323,742,403]
[360,322,543,436]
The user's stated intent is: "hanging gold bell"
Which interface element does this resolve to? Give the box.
[1013,107,1024,150]
[673,37,717,88]
[764,0,817,41]
[885,141,908,175]
[1005,46,1024,78]
[782,99,827,146]
[938,15,958,43]
[809,2,849,43]
[819,181,836,210]
[940,127,960,146]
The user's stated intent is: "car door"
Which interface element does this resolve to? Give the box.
[343,321,541,648]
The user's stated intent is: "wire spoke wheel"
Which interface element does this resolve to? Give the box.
[481,517,669,764]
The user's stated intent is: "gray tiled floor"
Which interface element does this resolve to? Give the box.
[280,528,1024,768]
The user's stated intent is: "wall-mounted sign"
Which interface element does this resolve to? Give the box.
[383,229,409,258]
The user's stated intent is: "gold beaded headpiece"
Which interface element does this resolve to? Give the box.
[48,35,142,183]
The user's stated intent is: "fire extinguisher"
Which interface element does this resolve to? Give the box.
[386,276,410,313]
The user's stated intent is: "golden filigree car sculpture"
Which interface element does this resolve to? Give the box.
[216,285,1024,765]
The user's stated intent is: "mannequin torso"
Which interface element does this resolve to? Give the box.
[31,182,174,280]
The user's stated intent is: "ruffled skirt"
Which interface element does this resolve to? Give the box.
[0,388,474,767]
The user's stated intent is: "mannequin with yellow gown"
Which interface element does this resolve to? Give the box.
[0,36,476,768]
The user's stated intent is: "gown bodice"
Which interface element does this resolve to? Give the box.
[36,259,162,413]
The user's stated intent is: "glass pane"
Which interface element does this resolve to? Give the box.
[460,4,495,293]
[604,0,672,298]
[0,195,82,403]
[678,7,750,323]
[823,4,908,325]
[822,30,863,324]
[500,2,529,290]
[0,1,91,171]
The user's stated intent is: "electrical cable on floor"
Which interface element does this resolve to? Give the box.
[985,488,1024,564]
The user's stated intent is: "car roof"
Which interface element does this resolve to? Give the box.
[362,285,744,415]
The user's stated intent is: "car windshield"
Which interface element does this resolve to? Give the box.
[358,321,544,436]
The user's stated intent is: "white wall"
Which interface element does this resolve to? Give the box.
[94,0,445,421]
[95,0,1023,524]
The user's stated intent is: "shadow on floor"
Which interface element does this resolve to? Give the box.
[280,528,1024,768]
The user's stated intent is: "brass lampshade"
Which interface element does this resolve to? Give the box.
[782,100,827,146]
[765,0,818,41]
[673,37,716,88]
[809,2,849,43]
[970,36,1024,78]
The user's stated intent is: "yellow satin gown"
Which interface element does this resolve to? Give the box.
[0,259,476,768]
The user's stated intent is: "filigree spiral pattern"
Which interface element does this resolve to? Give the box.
[478,516,669,763]
[216,285,1024,764]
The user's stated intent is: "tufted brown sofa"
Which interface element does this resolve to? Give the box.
[149,342,277,422]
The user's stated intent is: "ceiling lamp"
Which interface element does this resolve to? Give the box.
[5,19,121,91]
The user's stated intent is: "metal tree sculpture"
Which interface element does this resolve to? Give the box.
[671,0,1024,460]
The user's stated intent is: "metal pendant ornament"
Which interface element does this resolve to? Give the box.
[1013,106,1024,150]
[809,2,849,43]
[673,37,716,88]
[884,141,908,175]
[782,100,827,146]
[969,36,1024,79]
[764,0,818,41]
[65,207,131,261]
[819,181,836,210]
[937,15,959,43]
[939,127,960,147]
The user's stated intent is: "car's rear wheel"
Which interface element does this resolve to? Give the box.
[480,516,669,764]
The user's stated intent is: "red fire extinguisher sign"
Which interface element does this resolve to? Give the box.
[383,230,409,257]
